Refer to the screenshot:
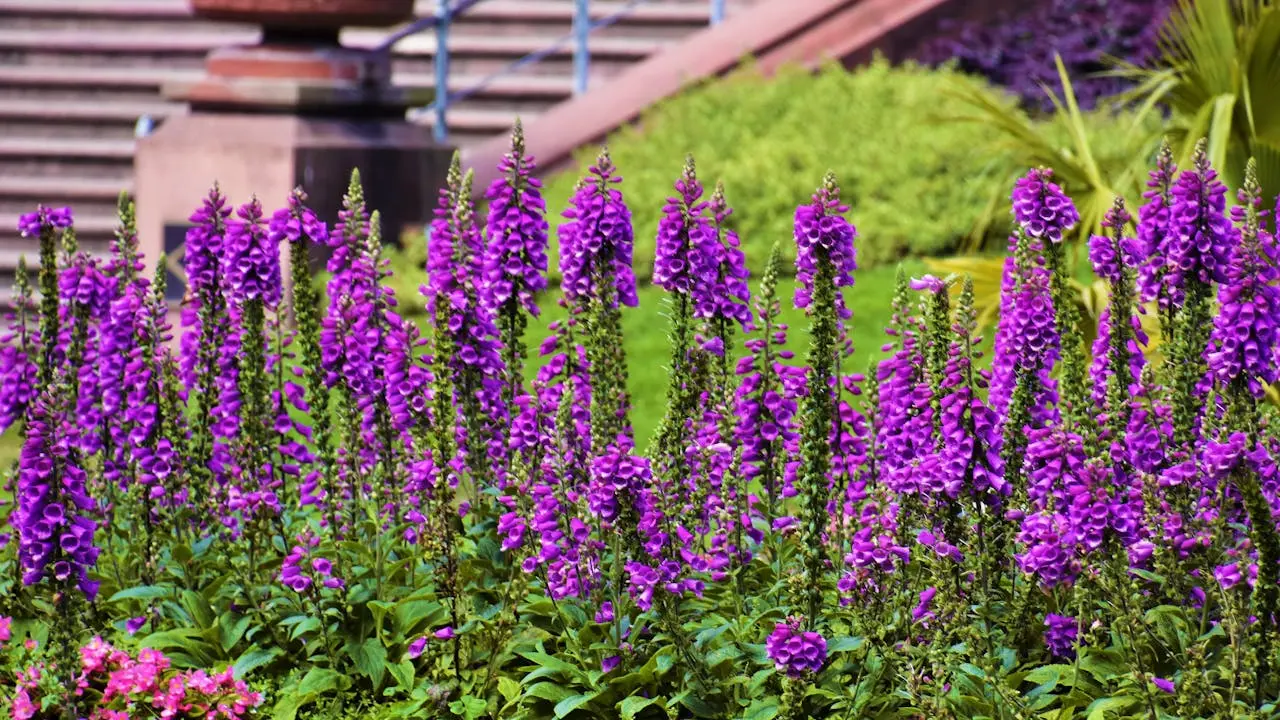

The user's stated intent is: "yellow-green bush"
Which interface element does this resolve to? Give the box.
[541,58,1023,275]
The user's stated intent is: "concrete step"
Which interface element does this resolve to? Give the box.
[0,98,182,123]
[0,177,130,221]
[0,137,135,162]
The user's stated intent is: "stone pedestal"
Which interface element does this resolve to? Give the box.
[134,0,450,302]
[136,110,450,300]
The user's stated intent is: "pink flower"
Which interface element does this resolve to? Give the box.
[0,615,11,644]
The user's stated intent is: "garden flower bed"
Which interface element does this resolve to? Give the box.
[0,122,1277,718]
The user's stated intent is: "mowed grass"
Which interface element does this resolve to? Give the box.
[517,260,927,444]
[0,258,933,466]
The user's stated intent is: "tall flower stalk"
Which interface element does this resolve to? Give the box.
[793,171,857,623]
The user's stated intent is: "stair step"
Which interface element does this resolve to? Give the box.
[0,27,665,60]
[0,0,189,19]
[0,28,253,55]
[0,65,203,89]
[0,175,129,201]
[0,98,182,123]
[0,64,570,99]
[351,28,668,60]
[0,138,135,161]
[466,0,715,24]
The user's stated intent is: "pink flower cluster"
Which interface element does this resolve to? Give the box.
[9,637,261,720]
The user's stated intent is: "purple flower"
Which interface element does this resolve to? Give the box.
[484,121,549,317]
[765,617,827,677]
[433,626,455,640]
[912,586,938,624]
[558,148,639,308]
[793,173,856,317]
[17,206,72,238]
[0,270,38,434]
[223,198,282,308]
[653,156,715,297]
[1011,167,1079,244]
[15,393,99,599]
[406,636,428,659]
[1137,146,1177,308]
[1205,181,1280,396]
[280,532,343,594]
[1153,678,1175,693]
[1043,613,1078,658]
[126,616,147,635]
[699,182,753,332]
[268,189,329,247]
[1164,148,1238,293]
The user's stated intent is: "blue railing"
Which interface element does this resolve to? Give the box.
[378,0,729,142]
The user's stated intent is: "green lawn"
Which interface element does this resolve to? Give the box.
[0,258,924,465]
[516,261,924,444]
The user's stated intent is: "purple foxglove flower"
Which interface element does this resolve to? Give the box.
[484,120,550,317]
[765,617,827,677]
[16,393,99,599]
[1043,613,1078,658]
[793,176,856,317]
[557,148,639,308]
[1011,167,1079,245]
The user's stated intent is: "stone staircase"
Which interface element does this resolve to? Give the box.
[0,0,758,294]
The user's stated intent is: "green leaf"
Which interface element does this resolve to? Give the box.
[348,637,388,690]
[706,644,741,667]
[448,696,487,720]
[298,667,343,697]
[524,681,576,704]
[498,677,522,704]
[554,693,598,718]
[108,585,173,602]
[395,599,445,634]
[520,651,586,682]
[180,589,215,629]
[232,646,282,678]
[1085,696,1138,720]
[271,695,302,720]
[1024,664,1072,687]
[219,613,252,653]
[744,699,780,720]
[618,696,657,720]
[140,629,215,667]
[368,599,395,635]
[826,636,864,653]
[289,617,321,642]
[388,659,416,692]
[675,692,717,717]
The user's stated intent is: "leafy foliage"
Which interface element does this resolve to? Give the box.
[1119,0,1280,199]
[541,59,1024,273]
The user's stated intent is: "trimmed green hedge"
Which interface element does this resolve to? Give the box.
[541,58,1023,275]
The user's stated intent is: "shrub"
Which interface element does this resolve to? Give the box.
[541,59,1023,273]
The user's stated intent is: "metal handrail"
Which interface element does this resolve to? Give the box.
[378,0,729,142]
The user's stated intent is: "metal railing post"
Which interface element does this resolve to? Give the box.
[572,0,590,95]
[433,0,451,142]
[709,0,725,25]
